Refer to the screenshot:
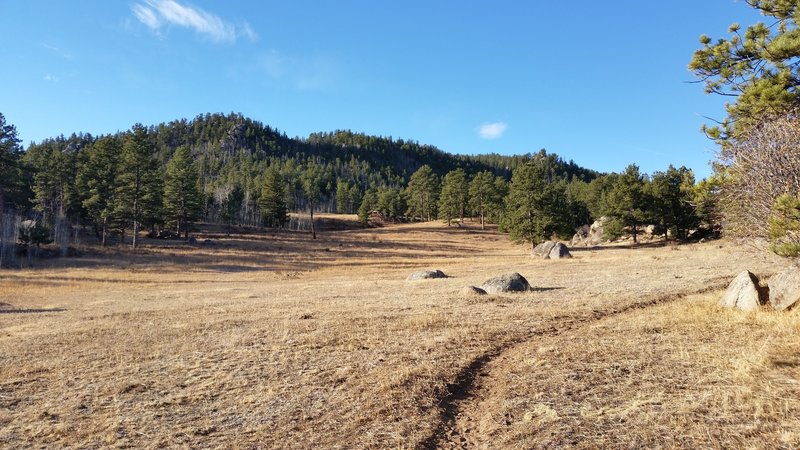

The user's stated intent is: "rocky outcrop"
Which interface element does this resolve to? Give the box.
[571,217,608,246]
[367,211,390,227]
[768,267,800,311]
[407,270,447,281]
[720,270,767,311]
[480,273,530,294]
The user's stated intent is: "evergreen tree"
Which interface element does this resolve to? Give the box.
[218,183,244,229]
[335,179,360,214]
[377,187,406,220]
[490,176,509,224]
[769,193,800,257]
[357,188,379,224]
[602,164,651,243]
[347,183,361,214]
[690,1,800,142]
[582,175,615,220]
[25,136,84,225]
[116,124,163,248]
[0,113,25,210]
[501,159,572,252]
[259,165,288,228]
[692,173,723,229]
[648,165,699,240]
[564,179,593,228]
[77,136,121,246]
[301,162,326,239]
[406,165,438,221]
[438,169,467,226]
[163,145,202,238]
[469,171,499,230]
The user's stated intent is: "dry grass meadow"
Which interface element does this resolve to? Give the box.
[1,214,799,449]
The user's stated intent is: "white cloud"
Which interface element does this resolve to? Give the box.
[477,122,508,139]
[132,4,161,30]
[131,0,257,43]
[43,74,59,82]
[240,23,258,42]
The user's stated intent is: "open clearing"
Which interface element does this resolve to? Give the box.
[1,216,798,449]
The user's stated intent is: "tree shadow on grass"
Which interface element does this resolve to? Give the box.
[0,306,66,314]
[569,241,678,252]
[530,287,565,292]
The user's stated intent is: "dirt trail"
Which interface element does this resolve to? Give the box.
[420,281,733,449]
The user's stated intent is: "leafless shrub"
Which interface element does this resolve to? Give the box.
[719,113,800,238]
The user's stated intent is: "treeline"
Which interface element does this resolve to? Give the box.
[369,159,714,251]
[0,111,712,251]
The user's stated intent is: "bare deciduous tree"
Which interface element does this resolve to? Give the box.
[720,113,800,238]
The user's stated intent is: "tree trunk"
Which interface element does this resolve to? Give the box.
[132,195,139,249]
[480,208,485,230]
[101,218,107,247]
[132,219,139,249]
[310,206,317,240]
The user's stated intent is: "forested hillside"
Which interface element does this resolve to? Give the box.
[3,112,592,225]
[0,111,708,256]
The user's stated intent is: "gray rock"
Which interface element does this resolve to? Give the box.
[187,236,198,246]
[720,270,767,311]
[480,273,530,294]
[462,285,487,296]
[407,270,447,281]
[533,241,556,258]
[768,266,800,311]
[571,225,590,247]
[548,242,572,259]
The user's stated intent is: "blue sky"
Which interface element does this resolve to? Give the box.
[0,1,764,178]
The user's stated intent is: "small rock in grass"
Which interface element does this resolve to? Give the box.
[462,286,487,296]
[480,273,530,294]
[532,241,556,258]
[407,270,447,281]
[548,243,572,259]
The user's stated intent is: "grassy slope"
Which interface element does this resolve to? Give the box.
[0,218,796,448]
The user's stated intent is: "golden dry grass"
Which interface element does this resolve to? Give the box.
[0,216,796,449]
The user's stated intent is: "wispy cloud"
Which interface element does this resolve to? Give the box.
[477,122,508,139]
[258,50,340,91]
[42,44,73,59]
[131,0,257,43]
[43,74,59,82]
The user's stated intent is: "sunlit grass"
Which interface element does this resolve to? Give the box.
[0,218,795,448]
